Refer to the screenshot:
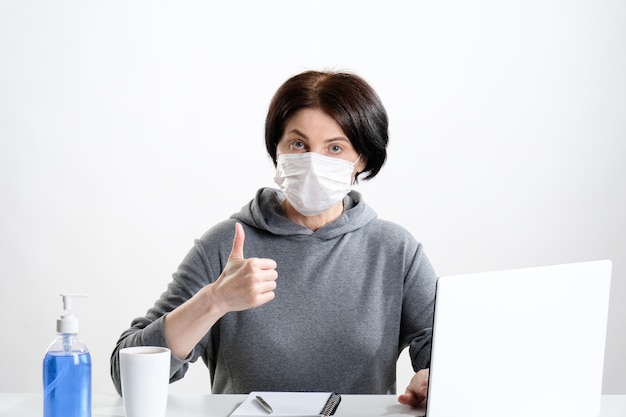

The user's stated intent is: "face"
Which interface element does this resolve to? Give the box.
[276,108,366,175]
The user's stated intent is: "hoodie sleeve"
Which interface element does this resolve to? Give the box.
[109,230,228,395]
[400,242,437,372]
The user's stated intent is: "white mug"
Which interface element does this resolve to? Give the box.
[120,346,171,417]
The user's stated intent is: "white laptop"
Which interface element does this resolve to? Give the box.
[425,260,612,417]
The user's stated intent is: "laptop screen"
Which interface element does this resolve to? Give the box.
[425,260,611,417]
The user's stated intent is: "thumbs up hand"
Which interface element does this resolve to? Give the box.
[212,223,278,313]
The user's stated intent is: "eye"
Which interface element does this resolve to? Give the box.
[290,140,306,151]
[329,144,342,154]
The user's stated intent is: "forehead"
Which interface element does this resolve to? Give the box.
[283,108,346,136]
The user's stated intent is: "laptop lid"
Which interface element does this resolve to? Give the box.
[425,260,612,417]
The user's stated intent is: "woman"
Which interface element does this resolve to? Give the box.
[110,70,435,407]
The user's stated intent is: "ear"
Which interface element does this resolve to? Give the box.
[355,155,367,175]
[352,156,368,183]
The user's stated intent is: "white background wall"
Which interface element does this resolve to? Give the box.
[1,0,624,396]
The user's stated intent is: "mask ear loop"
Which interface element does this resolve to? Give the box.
[352,155,364,185]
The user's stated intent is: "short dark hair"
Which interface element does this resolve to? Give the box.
[265,70,389,180]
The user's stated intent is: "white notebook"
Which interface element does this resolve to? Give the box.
[231,391,341,417]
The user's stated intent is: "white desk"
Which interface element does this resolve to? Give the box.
[1,393,625,417]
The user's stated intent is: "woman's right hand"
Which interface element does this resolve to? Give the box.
[164,222,277,360]
[211,222,278,314]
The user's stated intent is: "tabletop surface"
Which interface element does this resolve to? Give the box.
[1,393,625,417]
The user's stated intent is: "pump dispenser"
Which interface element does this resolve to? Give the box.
[43,294,91,417]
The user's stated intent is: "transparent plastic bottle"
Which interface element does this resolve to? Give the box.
[43,294,91,417]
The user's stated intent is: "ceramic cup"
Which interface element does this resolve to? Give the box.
[120,346,171,417]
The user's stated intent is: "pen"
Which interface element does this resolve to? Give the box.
[255,395,273,414]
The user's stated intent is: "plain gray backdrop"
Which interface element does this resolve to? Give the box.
[1,0,624,396]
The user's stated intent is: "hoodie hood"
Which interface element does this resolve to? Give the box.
[230,187,377,240]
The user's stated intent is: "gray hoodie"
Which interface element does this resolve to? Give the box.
[110,188,436,395]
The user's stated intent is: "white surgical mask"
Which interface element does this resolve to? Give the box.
[274,152,360,217]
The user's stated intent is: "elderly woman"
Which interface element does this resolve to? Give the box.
[110,70,436,407]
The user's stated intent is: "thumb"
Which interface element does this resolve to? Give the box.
[229,223,245,260]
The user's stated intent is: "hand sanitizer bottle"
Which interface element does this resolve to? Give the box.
[43,294,92,417]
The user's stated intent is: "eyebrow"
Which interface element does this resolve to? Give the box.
[287,129,350,143]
